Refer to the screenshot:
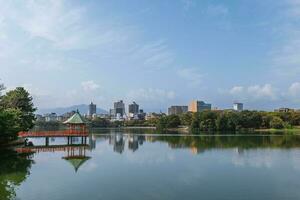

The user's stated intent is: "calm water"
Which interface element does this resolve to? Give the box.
[1,129,300,200]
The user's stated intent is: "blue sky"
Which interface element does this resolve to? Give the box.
[1,0,300,112]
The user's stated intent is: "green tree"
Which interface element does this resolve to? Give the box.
[156,116,167,129]
[0,108,22,141]
[0,87,36,131]
[290,112,300,126]
[179,112,193,126]
[216,114,228,130]
[91,117,110,127]
[166,115,181,128]
[190,113,200,129]
[270,116,284,129]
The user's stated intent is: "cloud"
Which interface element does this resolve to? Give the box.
[248,84,277,100]
[127,88,175,102]
[129,40,174,70]
[177,68,204,87]
[288,82,300,96]
[229,86,244,95]
[12,0,130,51]
[227,84,278,101]
[81,80,100,91]
[0,0,179,110]
[0,0,136,70]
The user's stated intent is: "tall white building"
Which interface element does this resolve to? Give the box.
[233,102,243,112]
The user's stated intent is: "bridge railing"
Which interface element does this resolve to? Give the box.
[18,130,88,137]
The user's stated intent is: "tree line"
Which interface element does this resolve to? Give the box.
[156,110,300,131]
[0,84,36,143]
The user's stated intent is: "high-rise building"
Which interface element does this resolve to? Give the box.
[188,100,211,112]
[114,100,125,117]
[168,106,188,115]
[128,101,139,115]
[233,102,243,112]
[88,102,97,116]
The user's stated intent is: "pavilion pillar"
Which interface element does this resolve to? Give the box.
[45,137,49,146]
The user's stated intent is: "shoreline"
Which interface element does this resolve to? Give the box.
[255,128,300,133]
[91,126,156,129]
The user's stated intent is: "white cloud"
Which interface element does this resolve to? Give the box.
[177,68,203,87]
[229,86,244,95]
[228,84,278,101]
[127,88,175,102]
[129,40,174,70]
[0,0,178,110]
[247,84,277,100]
[288,82,300,96]
[81,80,100,91]
[0,0,137,70]
[9,0,130,51]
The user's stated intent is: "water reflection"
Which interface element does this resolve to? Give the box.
[2,132,300,200]
[107,134,146,153]
[0,149,34,200]
[24,134,300,156]
[12,133,300,158]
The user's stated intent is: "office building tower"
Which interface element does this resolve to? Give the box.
[168,106,188,115]
[188,100,211,112]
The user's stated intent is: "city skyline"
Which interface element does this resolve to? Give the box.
[1,0,300,112]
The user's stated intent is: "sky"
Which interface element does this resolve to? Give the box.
[1,0,300,112]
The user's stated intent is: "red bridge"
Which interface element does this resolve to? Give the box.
[18,130,88,138]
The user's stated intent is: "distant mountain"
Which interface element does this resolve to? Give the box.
[36,104,108,115]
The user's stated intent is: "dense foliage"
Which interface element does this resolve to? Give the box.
[0,85,36,142]
[156,110,300,131]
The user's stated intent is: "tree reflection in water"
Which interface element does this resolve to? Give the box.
[0,148,34,200]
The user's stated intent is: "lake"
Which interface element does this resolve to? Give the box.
[1,129,300,200]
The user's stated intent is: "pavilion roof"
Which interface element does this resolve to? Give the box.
[63,156,91,172]
[63,111,86,124]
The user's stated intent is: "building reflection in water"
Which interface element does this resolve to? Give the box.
[108,134,145,154]
[109,133,125,154]
[128,135,139,152]
[89,134,97,150]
